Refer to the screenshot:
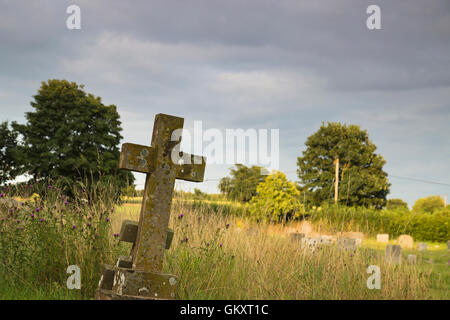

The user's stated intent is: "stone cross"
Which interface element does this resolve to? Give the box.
[96,113,206,300]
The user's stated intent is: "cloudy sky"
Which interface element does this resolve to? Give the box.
[1,0,449,206]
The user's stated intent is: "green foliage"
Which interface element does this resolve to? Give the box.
[249,171,304,224]
[412,195,445,214]
[309,205,449,242]
[0,122,22,185]
[121,184,137,197]
[12,79,134,193]
[219,164,267,202]
[297,122,390,209]
[386,198,409,211]
[0,177,120,298]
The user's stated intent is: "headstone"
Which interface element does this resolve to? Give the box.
[377,234,389,243]
[289,233,305,242]
[417,242,427,252]
[398,234,414,249]
[337,237,357,251]
[319,235,336,245]
[299,221,313,235]
[386,245,402,264]
[407,254,417,265]
[96,114,206,300]
[301,237,319,252]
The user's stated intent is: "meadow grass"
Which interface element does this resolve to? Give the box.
[1,191,448,300]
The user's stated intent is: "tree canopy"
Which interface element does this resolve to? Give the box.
[218,164,267,202]
[386,198,409,211]
[297,122,390,209]
[249,171,304,224]
[412,195,445,213]
[0,121,22,185]
[12,79,134,189]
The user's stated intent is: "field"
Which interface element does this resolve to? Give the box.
[1,195,449,300]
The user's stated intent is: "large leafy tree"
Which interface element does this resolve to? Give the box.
[0,121,22,185]
[219,164,266,202]
[297,122,390,208]
[412,195,445,213]
[13,79,134,189]
[386,198,409,211]
[249,171,304,224]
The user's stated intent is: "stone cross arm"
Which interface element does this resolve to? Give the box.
[119,142,206,182]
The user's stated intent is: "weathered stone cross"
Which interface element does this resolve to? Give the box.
[96,113,206,300]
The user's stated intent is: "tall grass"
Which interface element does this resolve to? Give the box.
[0,178,120,299]
[115,198,440,300]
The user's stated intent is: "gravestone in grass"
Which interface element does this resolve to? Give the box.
[96,113,206,300]
[407,254,417,265]
[386,245,402,264]
[417,242,427,252]
[337,237,357,251]
[398,234,414,249]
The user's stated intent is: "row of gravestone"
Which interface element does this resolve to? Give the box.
[289,233,361,252]
[377,233,436,251]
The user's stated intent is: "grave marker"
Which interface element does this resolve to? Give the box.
[386,244,402,264]
[376,234,389,243]
[398,234,414,249]
[417,242,427,252]
[96,113,206,300]
[407,254,417,265]
[337,237,357,251]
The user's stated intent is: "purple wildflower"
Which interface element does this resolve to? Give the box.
[106,218,110,222]
[225,223,230,229]
[30,214,35,219]
[0,193,4,197]
[64,200,69,205]
[72,225,76,229]
[178,214,184,219]
[219,243,223,248]
[113,233,119,238]
[48,185,52,189]
[40,218,45,222]
[36,207,40,212]
[87,222,91,227]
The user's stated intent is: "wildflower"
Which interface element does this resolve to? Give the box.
[29,185,33,188]
[87,222,91,227]
[113,233,119,238]
[95,233,99,238]
[16,220,20,224]
[30,214,35,219]
[48,185,52,189]
[72,225,76,229]
[106,218,110,222]
[36,207,40,212]
[219,243,223,248]
[225,223,230,229]
[40,218,45,222]
[178,214,184,219]
[0,193,4,197]
[64,200,69,205]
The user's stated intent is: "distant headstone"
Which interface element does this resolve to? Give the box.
[337,238,357,251]
[299,221,313,235]
[407,254,417,265]
[377,234,389,243]
[289,233,305,242]
[398,234,414,249]
[319,235,336,245]
[386,245,402,264]
[301,237,319,252]
[417,242,427,252]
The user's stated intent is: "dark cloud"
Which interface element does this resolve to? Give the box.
[0,0,449,205]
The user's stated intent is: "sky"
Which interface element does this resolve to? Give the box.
[1,0,449,207]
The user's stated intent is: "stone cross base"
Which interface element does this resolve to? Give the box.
[96,265,178,300]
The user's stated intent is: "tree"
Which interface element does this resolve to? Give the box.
[297,122,390,209]
[12,79,134,191]
[386,198,409,211]
[0,121,22,185]
[412,196,445,213]
[249,171,304,224]
[219,164,266,202]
